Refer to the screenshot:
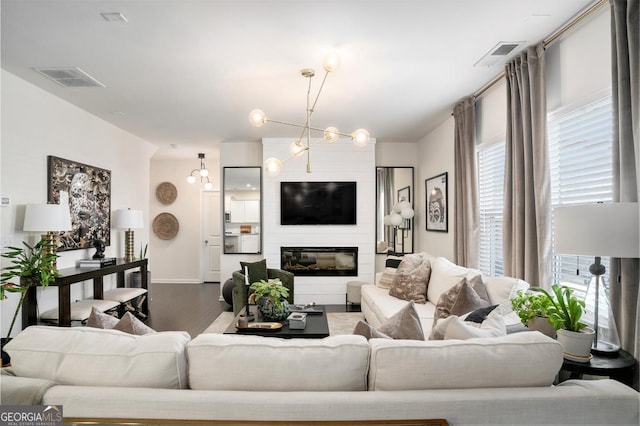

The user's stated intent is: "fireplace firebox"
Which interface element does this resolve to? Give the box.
[281,247,358,276]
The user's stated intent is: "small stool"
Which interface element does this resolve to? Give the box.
[104,288,148,319]
[346,281,367,306]
[40,299,120,323]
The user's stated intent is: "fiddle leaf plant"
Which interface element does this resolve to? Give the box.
[1,239,60,338]
[248,278,289,309]
[530,284,587,332]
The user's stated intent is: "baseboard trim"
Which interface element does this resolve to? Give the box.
[64,418,448,426]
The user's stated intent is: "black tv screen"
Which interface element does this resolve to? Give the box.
[281,181,357,225]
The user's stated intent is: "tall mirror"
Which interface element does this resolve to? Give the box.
[376,167,414,254]
[223,167,261,254]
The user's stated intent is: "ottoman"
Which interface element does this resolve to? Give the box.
[346,280,367,306]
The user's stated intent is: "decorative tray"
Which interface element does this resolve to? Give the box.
[236,322,283,331]
[290,304,323,314]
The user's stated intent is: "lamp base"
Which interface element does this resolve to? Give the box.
[124,229,135,263]
[592,340,620,355]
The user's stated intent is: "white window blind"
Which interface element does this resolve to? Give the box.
[548,95,613,298]
[477,140,505,276]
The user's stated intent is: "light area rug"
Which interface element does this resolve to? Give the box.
[202,311,364,336]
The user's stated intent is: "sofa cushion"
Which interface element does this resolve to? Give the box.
[377,253,404,289]
[187,334,369,391]
[433,275,490,323]
[429,307,507,340]
[86,306,119,329]
[354,300,424,340]
[113,312,156,335]
[361,284,436,332]
[5,326,190,389]
[368,331,563,391]
[388,254,431,304]
[240,259,268,284]
[427,257,482,304]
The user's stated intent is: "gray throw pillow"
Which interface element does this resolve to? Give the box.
[388,254,431,304]
[113,312,156,335]
[240,259,268,284]
[86,306,119,329]
[353,301,424,340]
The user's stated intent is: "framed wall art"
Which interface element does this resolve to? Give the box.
[47,156,111,251]
[425,172,448,232]
[397,185,410,203]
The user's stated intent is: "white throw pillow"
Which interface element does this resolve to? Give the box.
[444,307,506,340]
[427,257,482,304]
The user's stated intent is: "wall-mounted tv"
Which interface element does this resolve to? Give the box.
[281,181,357,225]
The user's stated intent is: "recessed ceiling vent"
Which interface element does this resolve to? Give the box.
[474,41,524,68]
[33,67,105,88]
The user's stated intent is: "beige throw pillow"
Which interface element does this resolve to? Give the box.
[377,253,404,289]
[429,307,507,340]
[388,254,431,304]
[433,275,490,324]
[86,306,119,329]
[113,312,156,335]
[353,300,424,340]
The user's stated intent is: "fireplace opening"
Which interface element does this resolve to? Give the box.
[281,247,358,276]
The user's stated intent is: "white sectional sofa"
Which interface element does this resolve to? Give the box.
[362,253,529,333]
[2,325,639,425]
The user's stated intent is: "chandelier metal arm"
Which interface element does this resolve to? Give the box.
[264,119,352,138]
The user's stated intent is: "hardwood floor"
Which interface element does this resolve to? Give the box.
[145,282,361,337]
[146,282,229,337]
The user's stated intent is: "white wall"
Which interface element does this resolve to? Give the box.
[415,117,455,259]
[0,70,156,336]
[149,155,220,283]
[263,138,376,304]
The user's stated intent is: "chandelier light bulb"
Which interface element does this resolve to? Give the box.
[383,215,392,226]
[324,127,340,143]
[390,213,403,226]
[204,181,213,191]
[322,51,340,73]
[199,168,209,177]
[187,175,196,184]
[249,109,267,127]
[397,200,411,212]
[289,140,305,157]
[351,128,370,147]
[264,157,283,177]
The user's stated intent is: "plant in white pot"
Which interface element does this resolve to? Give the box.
[510,290,556,338]
[532,284,594,361]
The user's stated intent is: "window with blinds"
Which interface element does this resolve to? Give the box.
[477,140,505,276]
[548,95,613,297]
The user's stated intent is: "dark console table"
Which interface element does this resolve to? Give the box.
[22,258,148,328]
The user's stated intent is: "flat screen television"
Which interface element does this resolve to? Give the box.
[281,181,357,225]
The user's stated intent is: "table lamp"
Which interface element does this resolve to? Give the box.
[113,208,144,262]
[555,202,640,353]
[23,203,73,267]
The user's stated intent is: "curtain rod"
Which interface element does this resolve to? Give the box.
[472,0,608,99]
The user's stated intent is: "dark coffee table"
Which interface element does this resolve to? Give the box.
[223,305,330,339]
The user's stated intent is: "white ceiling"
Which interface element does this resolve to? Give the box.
[1,0,594,160]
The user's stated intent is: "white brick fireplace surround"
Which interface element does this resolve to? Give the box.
[262,138,376,304]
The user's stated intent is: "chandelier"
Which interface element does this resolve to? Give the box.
[249,52,370,177]
[187,153,213,190]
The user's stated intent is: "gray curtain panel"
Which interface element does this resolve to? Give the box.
[503,43,552,287]
[453,96,479,268]
[609,0,640,361]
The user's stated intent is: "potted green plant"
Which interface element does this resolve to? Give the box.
[531,284,594,360]
[1,239,59,365]
[510,290,556,337]
[248,278,290,321]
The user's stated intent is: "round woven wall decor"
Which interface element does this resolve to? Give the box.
[156,182,177,205]
[153,212,179,240]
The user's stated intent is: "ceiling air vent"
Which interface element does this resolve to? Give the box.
[33,67,105,88]
[474,42,524,68]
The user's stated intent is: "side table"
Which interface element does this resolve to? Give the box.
[560,348,637,389]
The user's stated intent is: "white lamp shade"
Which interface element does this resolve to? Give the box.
[554,203,639,258]
[113,209,144,230]
[23,204,72,232]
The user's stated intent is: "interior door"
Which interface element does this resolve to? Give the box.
[202,191,221,282]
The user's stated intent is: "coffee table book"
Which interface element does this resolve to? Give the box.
[79,257,117,268]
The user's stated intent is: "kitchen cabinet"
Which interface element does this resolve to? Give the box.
[229,200,260,223]
[239,234,260,253]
